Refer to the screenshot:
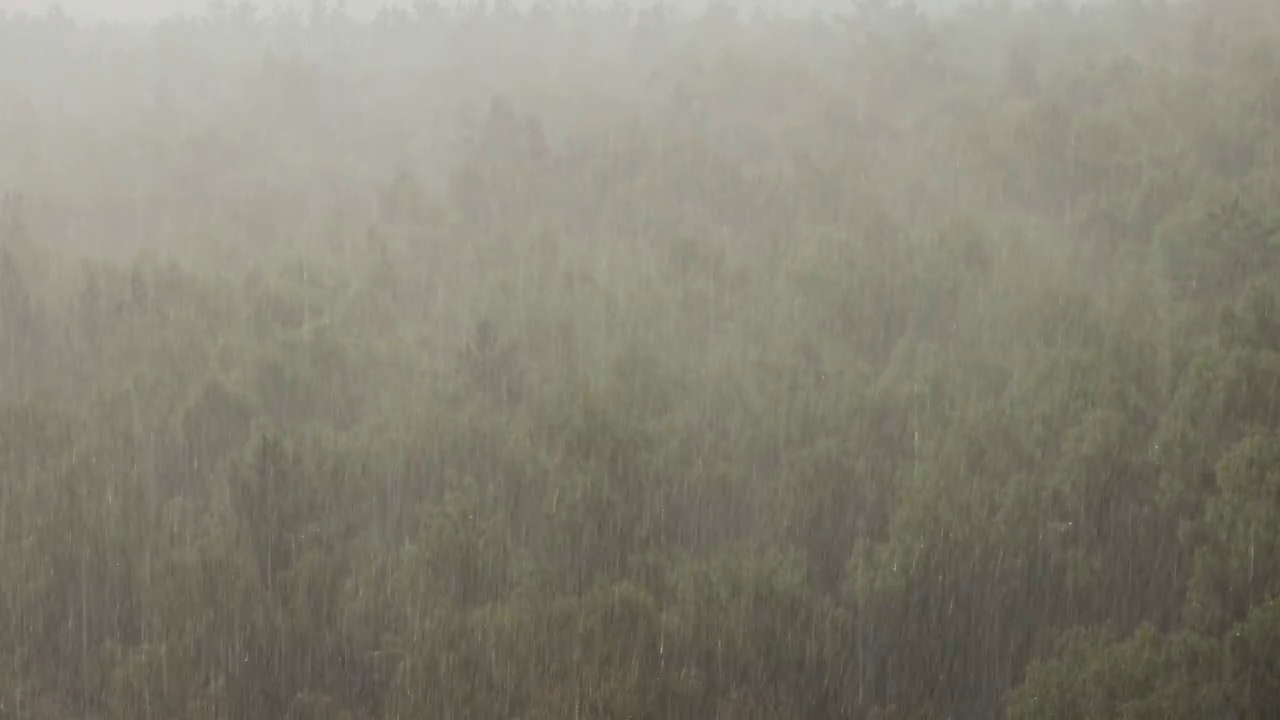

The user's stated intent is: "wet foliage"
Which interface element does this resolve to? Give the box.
[2,0,1280,717]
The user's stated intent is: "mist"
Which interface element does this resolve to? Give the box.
[2,0,1279,718]
[1,0,1007,24]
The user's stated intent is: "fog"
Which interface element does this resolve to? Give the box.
[3,0,991,23]
[2,0,1279,718]
[3,0,396,21]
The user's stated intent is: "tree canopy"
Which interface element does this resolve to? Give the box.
[2,0,1280,717]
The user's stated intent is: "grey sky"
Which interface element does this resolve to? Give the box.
[0,1,410,22]
[0,0,928,24]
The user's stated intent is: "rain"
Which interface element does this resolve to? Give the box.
[1,0,1279,718]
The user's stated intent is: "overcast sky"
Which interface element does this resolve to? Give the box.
[0,0,953,24]
[0,0,416,22]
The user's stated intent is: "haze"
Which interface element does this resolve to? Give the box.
[2,0,399,22]
[2,0,986,23]
[2,0,1279,718]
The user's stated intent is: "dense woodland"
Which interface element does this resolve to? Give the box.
[1,0,1280,717]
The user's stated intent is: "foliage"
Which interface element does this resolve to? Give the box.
[1,0,1280,717]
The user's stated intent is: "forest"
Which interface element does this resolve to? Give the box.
[1,0,1279,717]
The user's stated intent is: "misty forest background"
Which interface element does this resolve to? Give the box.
[2,0,1280,718]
